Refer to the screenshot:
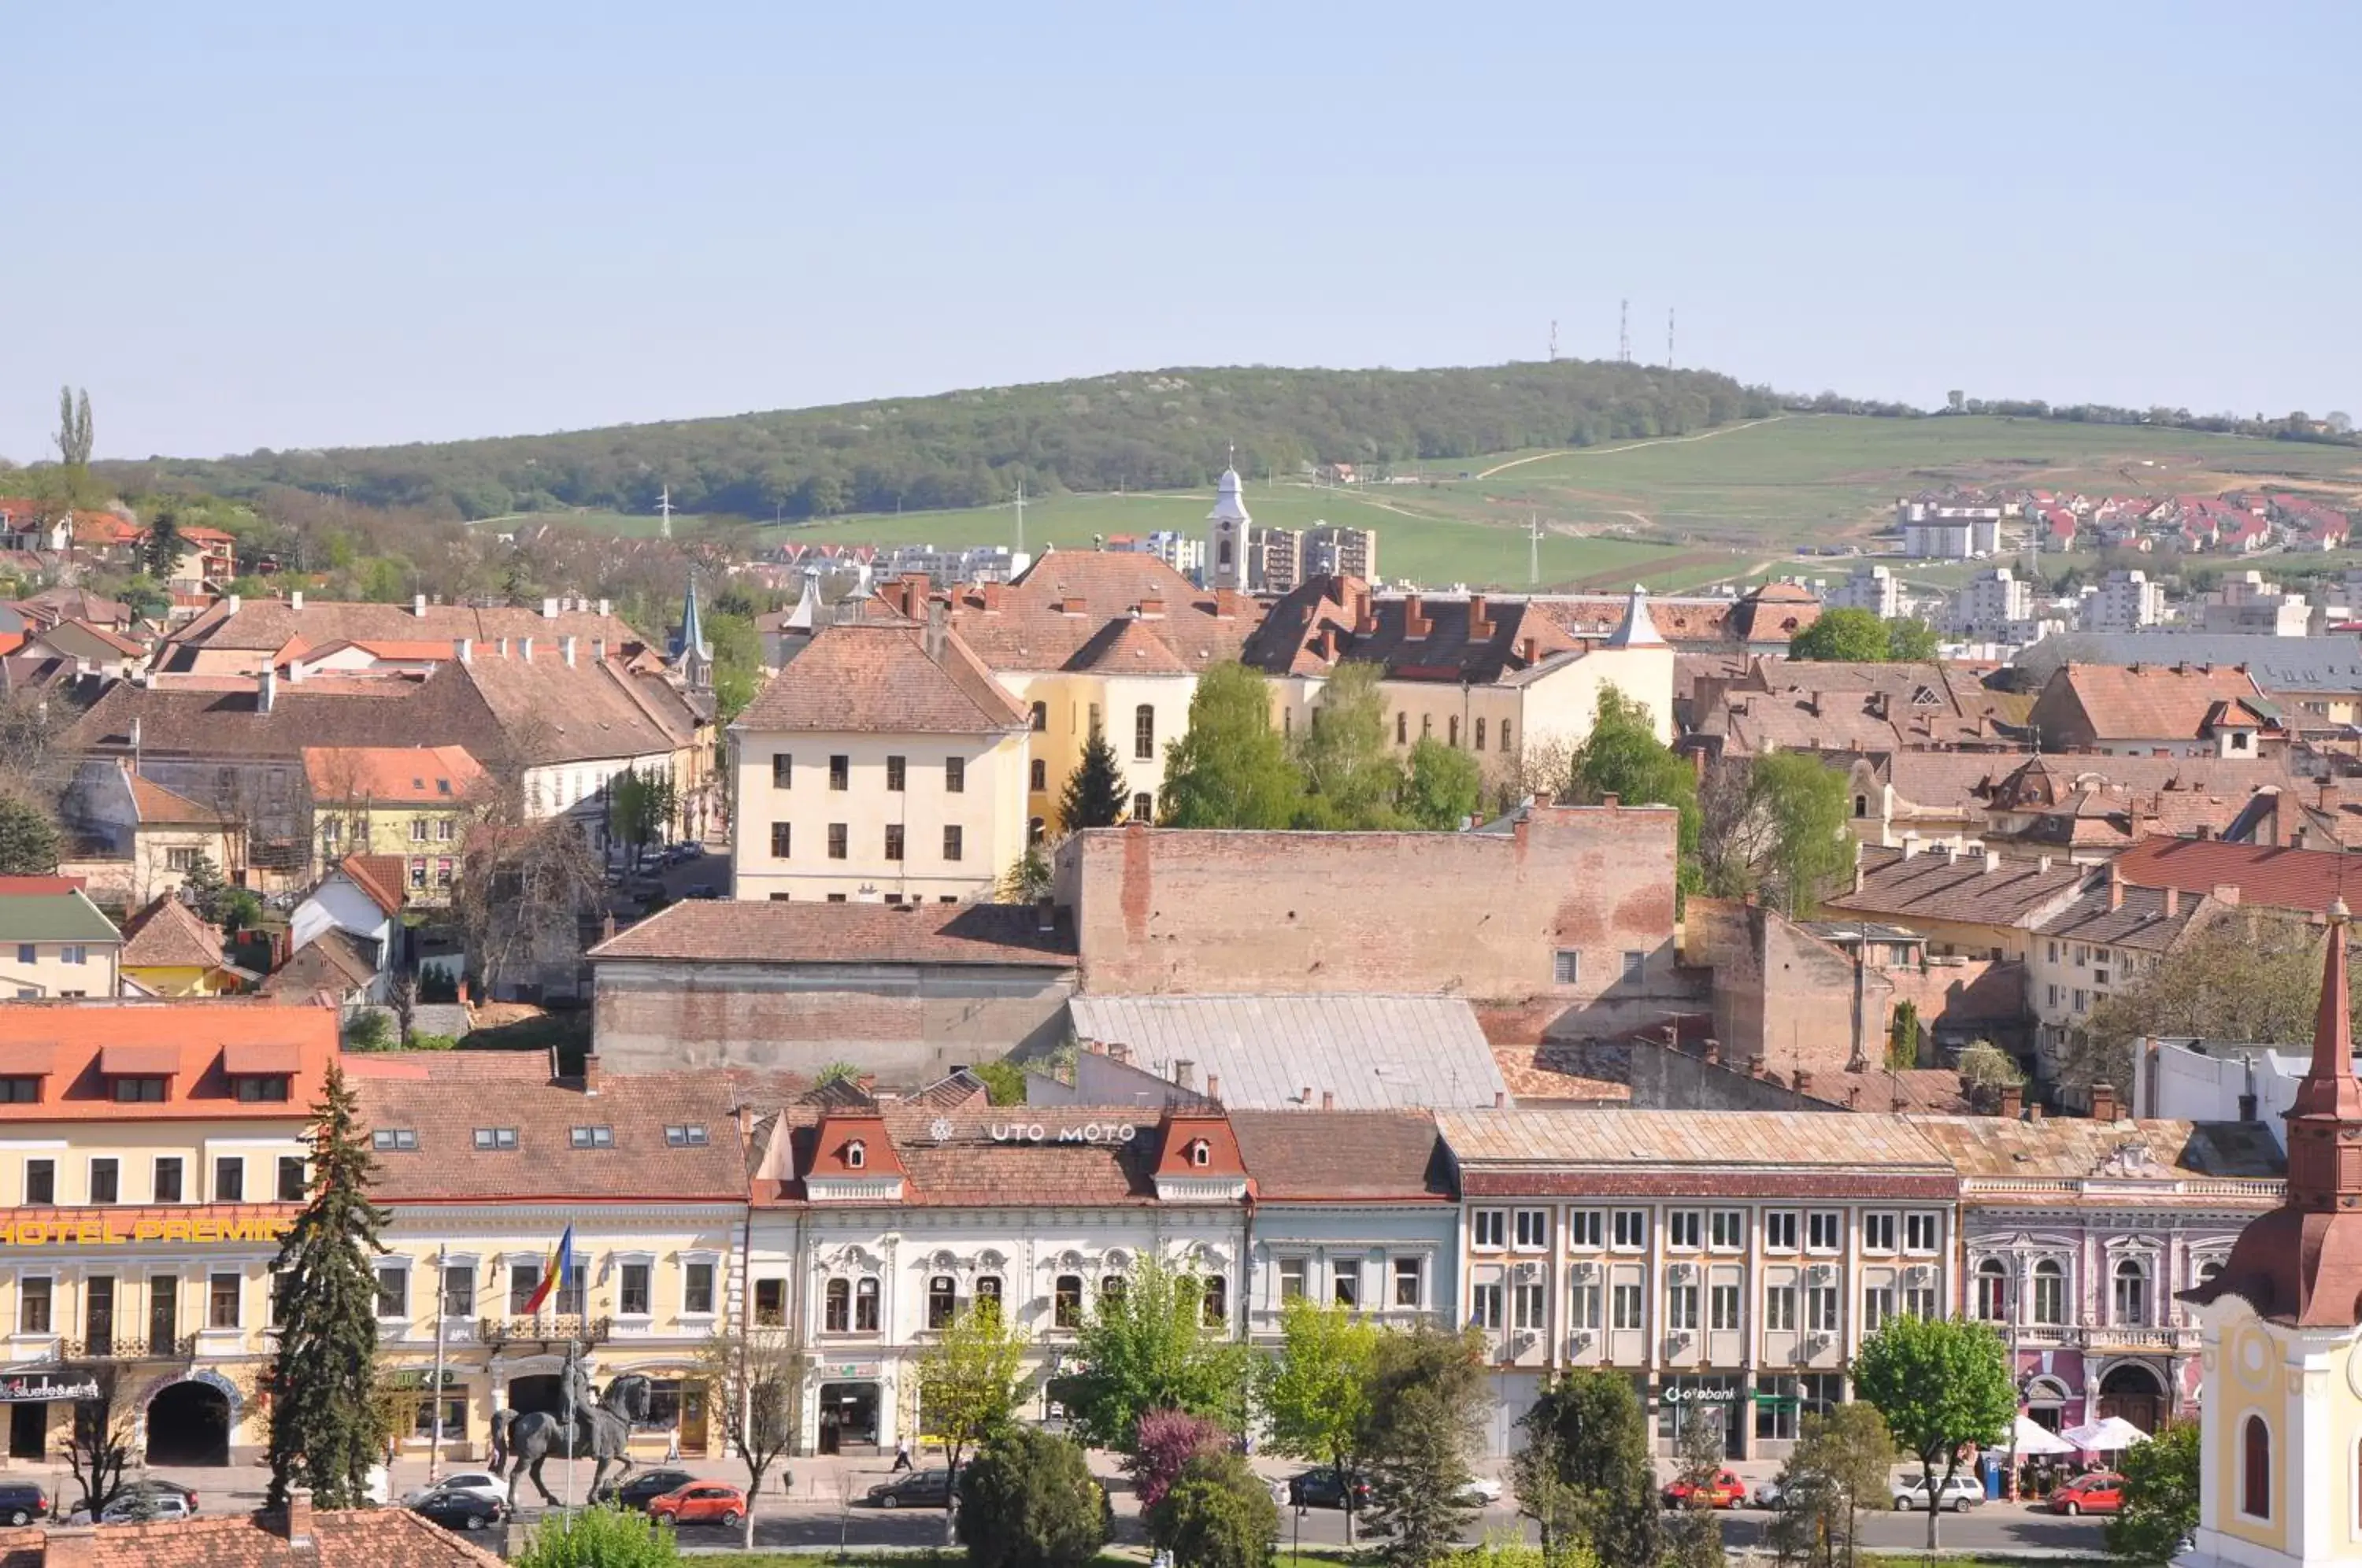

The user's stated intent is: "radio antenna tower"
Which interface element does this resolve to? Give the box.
[1667,308,1675,368]
[1617,300,1631,364]
[1013,479,1026,557]
[656,485,674,541]
[1529,512,1542,586]
[1548,320,1559,362]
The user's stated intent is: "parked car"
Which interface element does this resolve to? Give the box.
[1752,1479,1784,1510]
[608,1467,701,1511]
[1663,1470,1747,1510]
[99,1494,193,1527]
[70,1478,198,1525]
[412,1491,505,1533]
[647,1481,747,1528]
[0,1482,46,1526]
[1286,1468,1371,1511]
[403,1471,505,1511]
[1893,1474,1985,1512]
[1460,1476,1504,1505]
[683,882,719,900]
[2050,1471,2126,1516]
[864,1469,953,1509]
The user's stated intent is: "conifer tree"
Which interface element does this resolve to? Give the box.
[265,1064,391,1508]
[1058,727,1131,833]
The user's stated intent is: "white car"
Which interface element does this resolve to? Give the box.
[1893,1474,1984,1513]
[405,1471,506,1511]
[1460,1477,1504,1505]
[98,1495,194,1526]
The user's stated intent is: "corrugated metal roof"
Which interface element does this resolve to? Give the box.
[2019,633,2362,696]
[1067,994,1507,1110]
[1435,1108,1956,1169]
[0,890,122,945]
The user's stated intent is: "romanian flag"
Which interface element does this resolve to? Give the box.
[521,1224,574,1315]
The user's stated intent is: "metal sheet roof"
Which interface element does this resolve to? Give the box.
[1066,994,1508,1111]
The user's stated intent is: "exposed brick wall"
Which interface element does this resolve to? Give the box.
[1057,806,1695,1036]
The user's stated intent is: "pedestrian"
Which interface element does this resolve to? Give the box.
[665,1426,681,1463]
[891,1440,913,1472]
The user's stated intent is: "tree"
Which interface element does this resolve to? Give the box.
[1129,1408,1231,1522]
[1885,618,1940,660]
[1361,1325,1485,1568]
[513,1504,682,1567]
[1513,1369,1658,1568]
[1293,662,1404,829]
[1059,726,1130,834]
[1954,1040,2023,1103]
[1852,1315,2013,1549]
[1161,662,1301,829]
[1256,1298,1379,1542]
[179,850,227,918]
[140,507,185,580]
[1887,1000,1921,1071]
[695,1323,805,1550]
[1698,754,1853,915]
[1566,686,1699,894]
[55,386,93,472]
[995,844,1053,904]
[1154,1451,1278,1568]
[1789,608,1891,663]
[59,1365,135,1520]
[0,789,61,876]
[265,1063,392,1509]
[971,1059,1027,1105]
[956,1426,1108,1568]
[1401,737,1483,830]
[705,608,763,727]
[2106,1420,2197,1565]
[916,1300,1030,1540]
[1064,1256,1247,1450]
[609,766,679,855]
[2071,914,2335,1100]
[1768,1404,1894,1568]
[1662,1403,1727,1568]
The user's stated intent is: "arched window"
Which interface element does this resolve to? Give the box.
[1448,716,1461,748]
[1474,718,1486,750]
[824,1278,850,1333]
[854,1277,880,1332]
[975,1275,1003,1312]
[2242,1415,2271,1519]
[1975,1259,2010,1322]
[1135,704,1156,761]
[845,1140,865,1170]
[1101,1275,1128,1307]
[927,1275,957,1330]
[1030,701,1046,733]
[1190,1139,1211,1168]
[2196,1258,2224,1289]
[2112,1259,2149,1326]
[1855,794,1869,818]
[1201,1275,1227,1328]
[1053,1274,1083,1329]
[1030,759,1046,792]
[1500,720,1512,753]
[2032,1260,2065,1326]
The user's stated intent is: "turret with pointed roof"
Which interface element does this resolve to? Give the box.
[670,571,713,692]
[1603,584,1664,649]
[1205,466,1252,592]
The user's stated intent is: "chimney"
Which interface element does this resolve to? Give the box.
[2090,1081,2120,1123]
[598,598,611,617]
[258,667,277,714]
[1518,635,1538,664]
[1997,1084,2023,1119]
[413,592,428,618]
[1493,1090,1507,1109]
[287,657,306,684]
[1357,598,1379,636]
[1468,594,1490,638]
[1703,1040,1720,1066]
[2028,1100,2043,1123]
[2237,1091,2258,1120]
[2323,779,2345,815]
[1793,1069,1813,1096]
[1983,849,2001,874]
[925,597,948,660]
[1402,593,1429,638]
[227,593,241,614]
[290,589,303,612]
[2164,886,2179,917]
[591,637,607,663]
[1301,1085,1314,1105]
[281,1488,316,1548]
[582,1054,602,1095]
[456,636,472,664]
[1320,1090,1335,1111]
[1138,594,1165,617]
[1107,1041,1131,1065]
[2037,854,2053,874]
[1034,894,1056,934]
[1205,1074,1221,1102]
[562,634,578,668]
[1214,588,1245,619]
[1173,1059,1197,1091]
[2108,864,2124,912]
[540,596,560,619]
[1809,690,1823,718]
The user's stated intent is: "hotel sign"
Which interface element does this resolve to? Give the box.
[0,1213,294,1248]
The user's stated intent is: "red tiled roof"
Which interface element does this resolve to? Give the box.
[0,1503,505,1565]
[118,897,229,972]
[738,621,1027,734]
[1826,845,2087,927]
[2038,663,2279,742]
[2110,834,2353,917]
[0,1004,335,1121]
[587,900,1075,966]
[920,554,1260,674]
[302,745,487,804]
[124,771,227,826]
[339,854,408,916]
[1227,1109,1450,1200]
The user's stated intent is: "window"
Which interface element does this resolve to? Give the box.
[1200,1275,1226,1327]
[89,1159,117,1205]
[1135,705,1156,760]
[18,1277,50,1334]
[1610,1281,1644,1329]
[24,1159,53,1206]
[884,824,905,861]
[1905,1285,1938,1319]
[1333,1267,1359,1309]
[153,1157,183,1204]
[235,1075,290,1103]
[977,1275,1004,1312]
[1664,1283,1698,1331]
[272,1156,305,1203]
[1421,714,1432,738]
[770,823,791,858]
[2112,1259,2149,1326]
[1862,1286,1894,1332]
[472,1129,517,1152]
[1567,1278,1601,1329]
[854,1277,879,1332]
[2032,1260,2064,1325]
[1031,759,1046,791]
[1764,1285,1797,1331]
[320,819,342,846]
[827,823,847,860]
[886,756,906,792]
[822,1278,850,1332]
[943,825,963,861]
[1101,1275,1127,1309]
[2241,1415,2271,1520]
[1512,1281,1545,1329]
[1471,1281,1504,1330]
[1622,950,1645,984]
[1709,1211,1745,1251]
[619,1263,651,1318]
[1862,1214,1897,1253]
[437,818,454,841]
[411,818,430,842]
[927,1276,957,1330]
[1132,792,1153,822]
[113,1077,166,1104]
[828,755,849,790]
[1030,702,1046,732]
[1709,1283,1742,1330]
[209,1272,241,1329]
[1053,1274,1084,1328]
[1392,1257,1422,1307]
[1905,1212,1940,1253]
[1668,1211,1701,1250]
[376,1264,408,1319]
[1395,712,1407,745]
[2073,989,2088,1013]
[167,846,198,871]
[754,1278,786,1326]
[844,1140,865,1170]
[1278,1259,1307,1302]
[214,1157,243,1202]
[1805,1211,1842,1252]
[1806,1285,1839,1333]
[1514,1209,1550,1251]
[1765,1211,1799,1252]
[0,1078,35,1105]
[1568,1211,1603,1250]
[1472,1210,1507,1251]
[1611,1210,1648,1252]
[1975,1259,2010,1322]
[945,757,964,793]
[441,1264,475,1318]
[61,946,85,966]
[509,1261,543,1315]
[1553,950,1579,985]
[772,754,793,788]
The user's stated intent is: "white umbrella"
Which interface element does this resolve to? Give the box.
[2061,1416,2150,1453]
[2012,1416,2076,1456]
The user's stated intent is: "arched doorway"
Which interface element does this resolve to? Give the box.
[506,1374,566,1418]
[2023,1377,2070,1433]
[2097,1363,2164,1433]
[146,1381,231,1466]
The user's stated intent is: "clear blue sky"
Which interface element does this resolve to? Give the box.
[6,2,2356,463]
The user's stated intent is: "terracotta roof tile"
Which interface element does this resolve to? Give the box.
[162,596,646,660]
[124,771,227,825]
[0,1504,505,1565]
[588,900,1075,965]
[302,745,487,804]
[2037,663,2279,743]
[2111,834,2354,918]
[0,1003,335,1121]
[2034,884,2212,951]
[1227,1109,1451,1201]
[741,621,1026,734]
[117,897,228,971]
[927,554,1258,673]
[1827,845,2087,927]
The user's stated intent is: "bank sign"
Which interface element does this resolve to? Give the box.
[0,1213,294,1248]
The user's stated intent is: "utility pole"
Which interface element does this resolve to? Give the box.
[1668,308,1675,368]
[1013,479,1025,557]
[1548,320,1559,362]
[426,1244,450,1485]
[1618,300,1631,364]
[657,486,675,541]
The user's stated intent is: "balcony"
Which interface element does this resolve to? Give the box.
[2079,1325,2200,1354]
[477,1315,611,1348]
[55,1335,197,1363]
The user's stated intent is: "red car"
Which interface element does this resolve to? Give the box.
[1662,1470,1747,1510]
[2050,1472,2125,1516]
[648,1481,747,1528]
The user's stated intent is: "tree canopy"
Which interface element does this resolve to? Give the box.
[1292,663,1405,829]
[956,1426,1108,1568]
[2074,915,2349,1099]
[1159,663,1301,830]
[2105,1421,2198,1565]
[1059,726,1131,834]
[1852,1315,2013,1550]
[1789,608,1939,662]
[1566,686,1700,893]
[1698,753,1853,915]
[1061,1256,1247,1450]
[1512,1369,1659,1568]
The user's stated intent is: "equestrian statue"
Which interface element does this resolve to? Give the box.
[487,1362,653,1507]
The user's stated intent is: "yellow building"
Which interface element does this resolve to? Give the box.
[304,746,488,905]
[2184,902,2362,1568]
[728,615,1031,903]
[0,1002,339,1466]
[0,881,123,999]
[350,1053,748,1463]
[117,897,251,997]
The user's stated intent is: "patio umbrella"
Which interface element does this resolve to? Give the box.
[2060,1416,2151,1453]
[2012,1416,2076,1456]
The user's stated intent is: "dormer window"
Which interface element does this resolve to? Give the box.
[0,1078,42,1104]
[568,1126,613,1149]
[846,1140,866,1170]
[1190,1139,1211,1168]
[234,1075,291,1103]
[665,1126,709,1147]
[472,1128,518,1151]
[113,1077,167,1104]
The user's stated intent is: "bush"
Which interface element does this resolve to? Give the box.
[1129,1408,1231,1521]
[513,1503,680,1567]
[956,1426,1107,1568]
[342,1011,393,1052]
[405,1033,461,1052]
[1153,1452,1275,1568]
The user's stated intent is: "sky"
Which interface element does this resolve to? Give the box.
[4,2,2357,463]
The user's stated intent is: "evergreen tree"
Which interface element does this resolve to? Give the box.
[1515,1369,1659,1568]
[957,1426,1108,1568]
[0,790,61,877]
[178,851,226,919]
[265,1064,391,1508]
[140,507,185,580]
[1361,1326,1484,1568]
[1160,663,1301,830]
[1058,727,1131,833]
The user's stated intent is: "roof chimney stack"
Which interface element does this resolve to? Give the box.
[413,593,428,618]
[290,590,302,612]
[562,634,578,668]
[541,597,560,619]
[257,666,276,714]
[456,637,472,664]
[1205,1074,1221,1102]
[2090,1081,2120,1123]
[280,1488,315,1548]
[1320,1090,1335,1111]
[1997,1084,2023,1119]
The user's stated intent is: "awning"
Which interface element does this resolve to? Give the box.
[98,1044,179,1076]
[220,1040,302,1076]
[0,1042,58,1077]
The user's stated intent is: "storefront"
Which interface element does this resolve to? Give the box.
[1749,1373,1846,1455]
[815,1369,883,1455]
[1657,1375,1745,1459]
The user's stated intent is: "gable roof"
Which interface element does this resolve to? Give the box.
[302,745,487,804]
[117,897,229,971]
[913,553,1261,675]
[124,771,228,826]
[1227,1109,1452,1202]
[2035,662,2280,743]
[733,621,1027,734]
[0,1002,336,1121]
[1825,845,2087,929]
[2032,882,2212,952]
[0,887,121,945]
[335,855,408,917]
[0,1504,506,1566]
[2109,834,2354,918]
[160,596,646,662]
[2017,633,2362,697]
[1241,579,1583,684]
[588,899,1076,966]
[257,928,379,1000]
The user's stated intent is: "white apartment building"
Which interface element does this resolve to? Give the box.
[1950,568,2034,642]
[1823,564,1902,619]
[2197,572,2310,637]
[2079,569,2169,633]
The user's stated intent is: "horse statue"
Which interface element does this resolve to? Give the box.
[488,1363,653,1508]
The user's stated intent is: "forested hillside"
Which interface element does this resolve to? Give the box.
[113,361,1778,522]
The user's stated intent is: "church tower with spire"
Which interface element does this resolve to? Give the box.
[670,569,714,693]
[2182,900,2362,1567]
[1206,457,1251,592]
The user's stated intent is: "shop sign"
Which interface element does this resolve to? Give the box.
[1661,1385,1739,1404]
[386,1369,465,1390]
[0,1213,294,1248]
[988,1122,1138,1146]
[0,1375,99,1403]
[820,1363,881,1380]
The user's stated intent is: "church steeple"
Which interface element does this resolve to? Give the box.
[676,570,712,663]
[2286,897,2362,1210]
[1206,460,1252,592]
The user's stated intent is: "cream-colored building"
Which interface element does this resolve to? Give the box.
[729,613,1031,902]
[0,882,124,999]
